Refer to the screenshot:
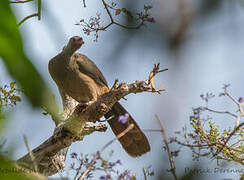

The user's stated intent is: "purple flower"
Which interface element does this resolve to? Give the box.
[116,160,122,165]
[70,152,77,158]
[108,162,116,168]
[118,113,129,124]
[99,175,106,180]
[238,97,244,103]
[100,175,111,180]
[124,170,131,178]
[189,116,194,121]
[196,120,201,126]
[119,169,131,179]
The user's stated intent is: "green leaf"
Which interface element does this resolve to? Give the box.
[10,82,15,89]
[10,96,21,102]
[0,0,58,113]
[1,90,7,96]
[0,155,33,180]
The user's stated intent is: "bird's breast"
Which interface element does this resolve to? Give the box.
[49,54,107,103]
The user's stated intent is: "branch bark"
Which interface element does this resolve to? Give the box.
[17,64,166,176]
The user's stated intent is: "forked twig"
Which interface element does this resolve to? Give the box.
[10,0,42,26]
[147,63,168,94]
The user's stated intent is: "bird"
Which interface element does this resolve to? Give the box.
[48,36,150,157]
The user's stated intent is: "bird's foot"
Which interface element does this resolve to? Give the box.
[77,101,94,109]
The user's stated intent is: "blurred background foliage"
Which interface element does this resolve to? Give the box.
[0,0,49,107]
[1,0,244,179]
[0,0,55,178]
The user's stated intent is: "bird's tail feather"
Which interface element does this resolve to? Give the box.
[104,102,150,157]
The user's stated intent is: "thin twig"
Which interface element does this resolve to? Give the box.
[23,135,39,172]
[96,0,147,31]
[143,129,163,132]
[37,0,41,20]
[82,0,86,8]
[204,107,238,118]
[73,161,83,180]
[101,0,113,22]
[148,64,168,86]
[225,89,240,107]
[110,79,119,91]
[18,13,38,26]
[155,114,178,180]
[174,140,216,148]
[9,0,33,3]
[147,63,168,94]
[15,0,42,26]
[143,167,147,180]
[223,89,244,127]
[213,122,244,157]
[78,124,134,180]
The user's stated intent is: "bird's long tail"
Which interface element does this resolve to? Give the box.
[104,102,150,157]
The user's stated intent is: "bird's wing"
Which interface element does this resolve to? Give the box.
[74,53,108,87]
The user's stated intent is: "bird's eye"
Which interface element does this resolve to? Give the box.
[78,37,83,41]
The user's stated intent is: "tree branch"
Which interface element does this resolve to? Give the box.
[77,0,155,41]
[17,64,167,176]
[17,123,108,175]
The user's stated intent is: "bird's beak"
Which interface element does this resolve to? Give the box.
[79,38,84,46]
[73,38,84,51]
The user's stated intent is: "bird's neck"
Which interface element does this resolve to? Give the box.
[61,46,75,59]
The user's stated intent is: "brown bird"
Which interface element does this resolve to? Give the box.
[48,36,150,157]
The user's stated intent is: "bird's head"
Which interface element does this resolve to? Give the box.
[63,36,84,55]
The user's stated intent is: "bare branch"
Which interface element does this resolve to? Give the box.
[222,86,244,127]
[101,0,113,22]
[148,63,168,93]
[12,0,42,26]
[17,65,166,175]
[82,0,86,8]
[18,13,38,26]
[143,167,147,180]
[155,114,178,180]
[17,123,108,175]
[37,0,41,20]
[9,0,33,3]
[224,88,240,107]
[77,0,155,41]
[204,107,238,118]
